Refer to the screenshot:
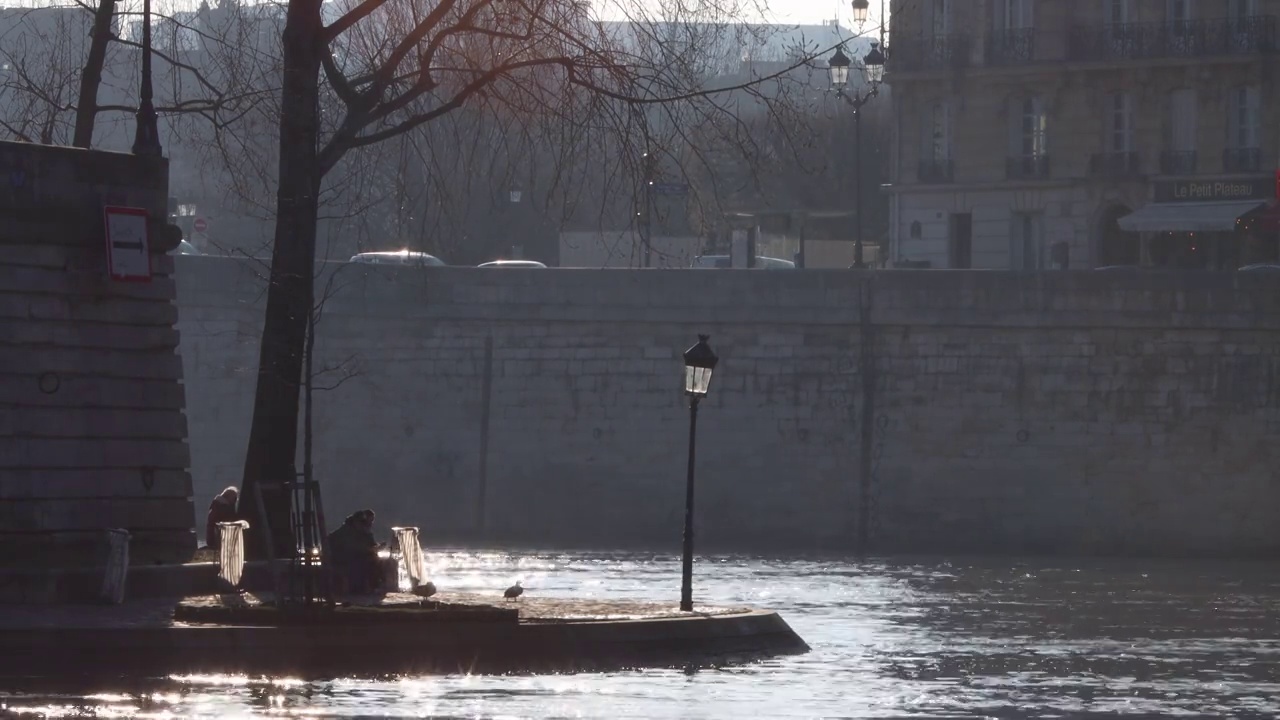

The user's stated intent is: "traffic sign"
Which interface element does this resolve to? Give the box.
[193,216,208,233]
[651,182,689,197]
[103,206,151,282]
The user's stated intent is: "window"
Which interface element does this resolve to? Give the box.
[1167,89,1197,152]
[1010,212,1043,270]
[927,0,951,36]
[1002,0,1034,29]
[1228,0,1255,23]
[1105,0,1128,25]
[1011,96,1048,158]
[926,101,951,160]
[1106,92,1133,154]
[949,214,972,269]
[1168,0,1193,25]
[1228,86,1260,149]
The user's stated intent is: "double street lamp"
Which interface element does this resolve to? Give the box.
[828,40,886,269]
[679,334,718,613]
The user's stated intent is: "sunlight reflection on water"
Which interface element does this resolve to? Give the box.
[1,552,1279,718]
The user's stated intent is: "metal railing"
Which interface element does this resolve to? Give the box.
[986,27,1036,66]
[1089,151,1142,178]
[1067,16,1276,62]
[892,33,971,72]
[1006,154,1051,180]
[1224,147,1263,173]
[1160,150,1198,175]
[918,158,954,183]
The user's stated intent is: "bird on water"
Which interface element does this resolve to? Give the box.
[504,581,524,601]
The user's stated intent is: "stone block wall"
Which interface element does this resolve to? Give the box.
[178,258,1280,558]
[0,141,194,565]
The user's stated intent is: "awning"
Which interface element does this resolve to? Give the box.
[1117,200,1268,233]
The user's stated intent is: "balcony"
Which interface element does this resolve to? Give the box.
[986,28,1036,66]
[1224,147,1263,173]
[1160,151,1198,175]
[1089,152,1142,178]
[892,33,971,72]
[918,158,954,183]
[1006,154,1050,180]
[1067,16,1276,62]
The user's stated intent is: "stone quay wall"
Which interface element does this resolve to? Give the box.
[177,256,1280,558]
[0,141,194,564]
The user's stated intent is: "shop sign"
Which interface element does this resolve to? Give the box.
[1155,178,1272,203]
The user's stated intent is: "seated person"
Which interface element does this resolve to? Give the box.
[326,509,382,594]
[204,486,239,550]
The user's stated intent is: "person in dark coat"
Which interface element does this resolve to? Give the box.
[204,486,239,550]
[327,509,381,594]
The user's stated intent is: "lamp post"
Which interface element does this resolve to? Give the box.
[680,334,718,613]
[132,0,162,157]
[852,0,870,25]
[828,40,886,269]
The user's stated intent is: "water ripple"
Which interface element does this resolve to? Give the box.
[1,553,1278,718]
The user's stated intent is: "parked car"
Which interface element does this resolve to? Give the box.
[175,239,200,255]
[349,250,446,266]
[691,255,795,269]
[477,260,547,268]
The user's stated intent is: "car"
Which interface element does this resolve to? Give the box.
[349,250,446,267]
[477,260,547,268]
[1238,263,1280,272]
[175,239,201,255]
[691,255,796,269]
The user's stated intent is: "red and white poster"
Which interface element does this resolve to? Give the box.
[103,206,152,282]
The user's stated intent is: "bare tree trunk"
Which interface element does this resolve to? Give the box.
[72,0,115,148]
[241,0,324,558]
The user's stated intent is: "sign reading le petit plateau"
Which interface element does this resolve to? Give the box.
[1154,178,1272,203]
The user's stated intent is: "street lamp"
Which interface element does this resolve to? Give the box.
[828,41,886,269]
[852,0,870,25]
[680,334,718,613]
[132,0,162,157]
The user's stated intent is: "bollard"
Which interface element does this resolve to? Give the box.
[217,521,250,591]
[98,529,130,604]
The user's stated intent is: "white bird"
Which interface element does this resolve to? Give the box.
[504,581,524,601]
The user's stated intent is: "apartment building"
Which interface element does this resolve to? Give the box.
[885,0,1280,270]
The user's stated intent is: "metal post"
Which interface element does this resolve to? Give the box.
[854,106,864,269]
[680,397,699,612]
[132,0,162,157]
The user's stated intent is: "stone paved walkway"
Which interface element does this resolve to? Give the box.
[0,593,747,630]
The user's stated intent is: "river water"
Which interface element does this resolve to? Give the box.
[2,551,1279,718]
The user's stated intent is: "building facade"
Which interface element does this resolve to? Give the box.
[886,0,1280,270]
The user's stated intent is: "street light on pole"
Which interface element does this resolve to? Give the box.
[852,0,870,26]
[828,40,886,269]
[680,334,718,613]
[132,0,162,157]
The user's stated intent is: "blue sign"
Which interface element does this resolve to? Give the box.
[651,182,689,197]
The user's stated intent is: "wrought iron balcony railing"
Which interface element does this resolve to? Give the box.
[1224,147,1263,173]
[1067,16,1276,62]
[986,28,1036,66]
[918,158,954,183]
[892,33,971,72]
[1006,154,1050,180]
[1160,150,1198,175]
[1089,152,1142,178]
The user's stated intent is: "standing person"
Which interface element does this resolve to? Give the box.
[205,486,240,549]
